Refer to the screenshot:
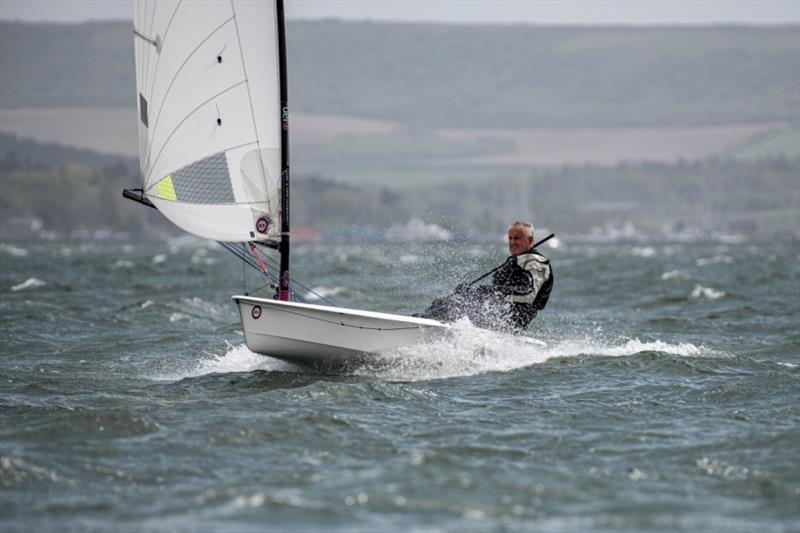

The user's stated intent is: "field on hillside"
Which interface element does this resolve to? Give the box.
[0,108,790,185]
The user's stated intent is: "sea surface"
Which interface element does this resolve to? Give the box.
[1,240,798,532]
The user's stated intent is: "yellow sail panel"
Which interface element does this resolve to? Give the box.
[155,176,177,201]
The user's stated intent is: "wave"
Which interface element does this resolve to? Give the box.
[631,246,656,258]
[661,269,692,281]
[690,284,725,300]
[1,455,61,486]
[0,244,29,257]
[150,343,298,381]
[696,255,733,267]
[306,286,347,301]
[178,296,226,316]
[168,313,193,323]
[10,278,46,292]
[358,322,707,381]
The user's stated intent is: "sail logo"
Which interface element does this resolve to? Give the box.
[256,217,269,234]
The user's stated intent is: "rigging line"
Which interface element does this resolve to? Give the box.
[219,242,265,274]
[140,0,178,170]
[229,0,273,215]
[218,242,286,295]
[223,248,281,293]
[219,241,320,305]
[246,281,276,296]
[144,80,248,186]
[289,281,335,306]
[253,306,429,332]
[247,243,337,305]
[142,14,237,184]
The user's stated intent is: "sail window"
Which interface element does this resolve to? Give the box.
[139,94,148,128]
[170,152,234,204]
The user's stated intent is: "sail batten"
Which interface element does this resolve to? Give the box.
[142,79,249,189]
[133,0,281,242]
[141,14,237,177]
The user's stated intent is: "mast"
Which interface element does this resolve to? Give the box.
[276,0,291,301]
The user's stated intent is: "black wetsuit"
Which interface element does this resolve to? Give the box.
[421,248,553,332]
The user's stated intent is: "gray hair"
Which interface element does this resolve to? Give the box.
[509,221,534,239]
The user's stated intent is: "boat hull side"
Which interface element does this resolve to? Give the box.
[232,296,447,364]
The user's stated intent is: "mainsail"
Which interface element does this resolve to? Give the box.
[133,0,281,242]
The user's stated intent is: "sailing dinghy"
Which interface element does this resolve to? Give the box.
[125,0,448,365]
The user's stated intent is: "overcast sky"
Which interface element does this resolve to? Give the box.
[1,0,798,25]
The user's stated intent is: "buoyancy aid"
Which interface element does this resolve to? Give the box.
[419,248,553,332]
[483,249,553,331]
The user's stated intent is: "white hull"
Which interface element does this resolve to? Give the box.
[232,295,448,365]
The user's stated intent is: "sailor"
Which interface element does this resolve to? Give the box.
[419,221,553,332]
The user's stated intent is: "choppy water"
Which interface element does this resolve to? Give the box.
[1,241,798,532]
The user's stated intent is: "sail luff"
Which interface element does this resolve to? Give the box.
[228,0,274,217]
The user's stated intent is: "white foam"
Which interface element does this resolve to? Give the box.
[152,254,167,264]
[149,327,709,383]
[306,286,346,301]
[151,343,296,381]
[180,297,224,316]
[631,246,656,258]
[690,284,725,300]
[399,254,421,264]
[546,237,562,249]
[111,260,134,269]
[0,244,29,257]
[356,321,707,381]
[190,255,217,266]
[11,278,46,292]
[696,255,733,267]
[168,313,192,322]
[661,269,691,281]
[190,344,296,376]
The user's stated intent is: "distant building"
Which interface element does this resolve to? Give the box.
[292,225,321,244]
[0,216,43,242]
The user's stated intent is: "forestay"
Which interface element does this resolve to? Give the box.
[133,0,281,242]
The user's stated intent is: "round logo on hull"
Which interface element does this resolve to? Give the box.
[251,305,262,319]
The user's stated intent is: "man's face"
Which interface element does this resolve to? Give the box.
[508,226,533,256]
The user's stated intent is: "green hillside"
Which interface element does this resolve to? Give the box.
[1,20,798,128]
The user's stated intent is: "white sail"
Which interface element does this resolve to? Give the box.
[133,0,281,242]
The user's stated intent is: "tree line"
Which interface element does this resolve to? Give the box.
[2,134,796,242]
